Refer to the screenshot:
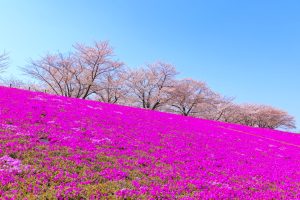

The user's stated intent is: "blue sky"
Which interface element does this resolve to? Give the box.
[0,0,299,130]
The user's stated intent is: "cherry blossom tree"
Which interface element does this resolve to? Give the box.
[125,62,177,110]
[22,41,123,99]
[254,105,296,129]
[167,79,216,116]
[228,104,296,130]
[94,68,129,104]
[198,96,236,121]
[234,104,259,126]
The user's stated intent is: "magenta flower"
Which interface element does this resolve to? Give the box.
[0,86,300,199]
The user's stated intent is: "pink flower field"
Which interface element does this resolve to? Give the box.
[0,86,300,199]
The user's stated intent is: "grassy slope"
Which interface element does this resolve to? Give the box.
[0,86,300,199]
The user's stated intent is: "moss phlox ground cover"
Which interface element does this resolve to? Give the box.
[0,86,300,199]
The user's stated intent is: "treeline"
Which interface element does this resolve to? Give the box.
[0,42,296,130]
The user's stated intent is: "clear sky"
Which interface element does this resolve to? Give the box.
[0,0,299,130]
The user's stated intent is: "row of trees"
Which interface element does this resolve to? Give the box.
[0,42,296,130]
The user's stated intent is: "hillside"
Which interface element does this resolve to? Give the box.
[0,86,300,199]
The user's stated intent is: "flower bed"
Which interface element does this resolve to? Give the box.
[0,86,299,199]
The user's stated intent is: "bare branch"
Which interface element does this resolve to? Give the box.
[0,52,9,73]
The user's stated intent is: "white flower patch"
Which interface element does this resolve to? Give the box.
[31,96,46,101]
[91,137,112,145]
[209,181,232,189]
[87,105,102,110]
[279,147,287,151]
[63,136,71,140]
[1,124,18,131]
[51,98,63,102]
[235,151,245,156]
[255,148,263,152]
[15,131,33,136]
[71,127,81,132]
[0,155,30,173]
